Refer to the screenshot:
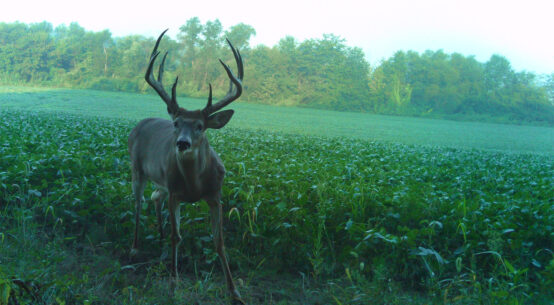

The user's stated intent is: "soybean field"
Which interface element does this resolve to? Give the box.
[1,87,553,304]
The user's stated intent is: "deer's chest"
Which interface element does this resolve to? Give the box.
[167,163,224,203]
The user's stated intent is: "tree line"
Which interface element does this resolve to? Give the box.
[1,20,553,125]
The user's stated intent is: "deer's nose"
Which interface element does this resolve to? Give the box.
[176,139,191,151]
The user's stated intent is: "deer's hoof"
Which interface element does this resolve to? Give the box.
[231,297,246,305]
[231,289,245,305]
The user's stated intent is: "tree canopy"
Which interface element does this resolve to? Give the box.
[0,20,552,125]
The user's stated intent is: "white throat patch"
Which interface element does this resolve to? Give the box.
[176,145,199,160]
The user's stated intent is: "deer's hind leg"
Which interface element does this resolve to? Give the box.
[131,169,146,253]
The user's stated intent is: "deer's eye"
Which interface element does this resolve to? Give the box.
[173,121,178,127]
[196,123,203,131]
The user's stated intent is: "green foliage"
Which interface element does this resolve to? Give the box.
[371,51,554,124]
[1,107,552,303]
[244,35,371,111]
[1,20,552,125]
[87,77,139,92]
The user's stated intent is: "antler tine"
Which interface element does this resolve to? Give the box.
[203,39,244,115]
[207,83,213,108]
[145,29,166,83]
[145,29,179,114]
[232,41,244,80]
[171,76,179,104]
[225,38,244,79]
[158,52,168,83]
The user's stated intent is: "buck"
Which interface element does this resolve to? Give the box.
[128,30,245,304]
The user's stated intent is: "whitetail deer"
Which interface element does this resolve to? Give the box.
[128,30,245,304]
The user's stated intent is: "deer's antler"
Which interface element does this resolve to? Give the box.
[145,29,180,115]
[203,39,244,116]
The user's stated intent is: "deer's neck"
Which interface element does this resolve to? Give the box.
[175,137,210,191]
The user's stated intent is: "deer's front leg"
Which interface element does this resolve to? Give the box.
[168,193,182,277]
[151,189,166,241]
[208,200,244,304]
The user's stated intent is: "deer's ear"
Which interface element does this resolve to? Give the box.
[206,110,234,129]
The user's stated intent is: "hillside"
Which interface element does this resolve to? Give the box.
[1,86,552,154]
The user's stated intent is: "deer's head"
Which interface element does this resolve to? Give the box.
[145,30,243,155]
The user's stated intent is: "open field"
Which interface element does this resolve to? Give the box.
[1,86,553,154]
[1,87,553,304]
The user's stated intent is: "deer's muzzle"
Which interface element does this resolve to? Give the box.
[176,139,191,151]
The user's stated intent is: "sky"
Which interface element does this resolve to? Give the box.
[2,0,553,74]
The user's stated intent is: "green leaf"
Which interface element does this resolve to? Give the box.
[0,282,10,305]
[504,259,515,274]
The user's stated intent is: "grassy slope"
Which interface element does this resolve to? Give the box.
[1,86,553,155]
